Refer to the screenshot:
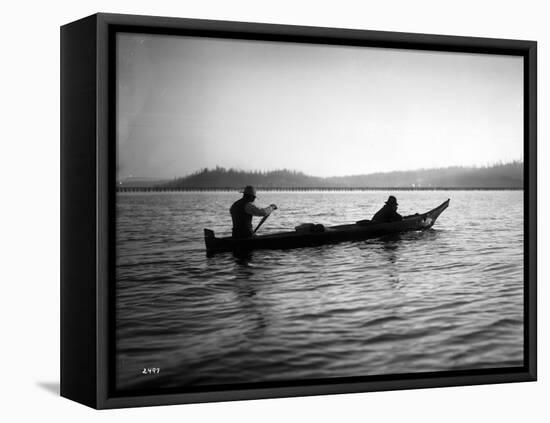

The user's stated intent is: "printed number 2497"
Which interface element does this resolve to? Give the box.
[142,368,160,375]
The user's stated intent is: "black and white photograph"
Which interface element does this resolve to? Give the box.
[4,0,547,419]
[114,31,526,393]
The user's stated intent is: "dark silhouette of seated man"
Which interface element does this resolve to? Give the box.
[372,195,403,223]
[230,185,277,238]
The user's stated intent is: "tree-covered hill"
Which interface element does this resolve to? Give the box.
[158,161,523,189]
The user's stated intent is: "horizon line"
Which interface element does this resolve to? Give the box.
[116,187,524,192]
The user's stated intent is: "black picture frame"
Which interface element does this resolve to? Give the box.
[60,12,537,409]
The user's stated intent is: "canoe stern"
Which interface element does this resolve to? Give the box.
[204,229,216,251]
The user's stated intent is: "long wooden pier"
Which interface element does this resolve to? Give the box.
[116,186,522,193]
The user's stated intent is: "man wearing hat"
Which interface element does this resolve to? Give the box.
[372,195,403,223]
[230,185,278,238]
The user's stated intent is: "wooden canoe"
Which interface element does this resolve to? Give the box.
[204,199,450,255]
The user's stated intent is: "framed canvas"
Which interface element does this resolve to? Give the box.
[60,13,537,409]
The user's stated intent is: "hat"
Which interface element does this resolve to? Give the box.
[385,195,398,206]
[240,185,257,197]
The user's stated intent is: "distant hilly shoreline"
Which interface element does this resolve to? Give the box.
[117,161,523,190]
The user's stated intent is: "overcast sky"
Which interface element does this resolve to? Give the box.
[117,33,523,179]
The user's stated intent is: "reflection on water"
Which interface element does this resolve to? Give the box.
[116,190,524,390]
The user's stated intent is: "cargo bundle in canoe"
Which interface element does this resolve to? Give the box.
[204,199,450,256]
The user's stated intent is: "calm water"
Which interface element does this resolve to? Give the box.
[115,190,524,391]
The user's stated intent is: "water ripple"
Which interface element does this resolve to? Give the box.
[115,190,524,390]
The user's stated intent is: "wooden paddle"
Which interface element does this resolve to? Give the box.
[253,206,277,234]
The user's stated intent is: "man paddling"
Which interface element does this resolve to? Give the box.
[372,195,403,223]
[230,185,277,238]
